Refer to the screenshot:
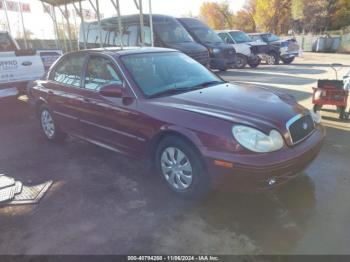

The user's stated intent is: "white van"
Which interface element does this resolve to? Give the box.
[0,32,62,99]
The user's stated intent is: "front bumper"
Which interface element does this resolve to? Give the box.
[247,54,260,63]
[201,125,325,192]
[280,47,299,59]
[209,57,236,70]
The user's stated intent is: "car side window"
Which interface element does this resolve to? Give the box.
[84,56,122,91]
[52,55,85,87]
[218,33,233,44]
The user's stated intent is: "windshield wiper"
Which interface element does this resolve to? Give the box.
[148,87,194,98]
[149,81,224,98]
[192,80,224,89]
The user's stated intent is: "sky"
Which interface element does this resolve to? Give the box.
[0,0,246,39]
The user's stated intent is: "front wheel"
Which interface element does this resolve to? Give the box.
[281,57,295,64]
[233,54,247,69]
[218,67,228,72]
[155,136,210,198]
[248,58,261,68]
[39,104,66,142]
[266,52,279,65]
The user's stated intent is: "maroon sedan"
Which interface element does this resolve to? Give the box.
[28,47,325,197]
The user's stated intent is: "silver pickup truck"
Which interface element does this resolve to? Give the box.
[0,31,62,99]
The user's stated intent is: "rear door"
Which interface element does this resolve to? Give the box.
[45,53,87,133]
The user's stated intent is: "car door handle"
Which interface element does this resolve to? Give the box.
[22,61,32,66]
[83,97,92,103]
[48,90,54,95]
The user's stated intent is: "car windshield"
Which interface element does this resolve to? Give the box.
[263,33,280,42]
[121,52,223,98]
[154,21,193,44]
[192,27,223,44]
[229,31,252,43]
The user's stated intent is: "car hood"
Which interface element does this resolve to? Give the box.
[151,83,307,131]
[246,41,268,47]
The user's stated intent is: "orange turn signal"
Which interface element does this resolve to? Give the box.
[214,160,234,169]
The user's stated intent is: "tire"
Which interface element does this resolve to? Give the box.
[313,104,322,113]
[281,57,295,65]
[155,136,210,198]
[248,58,261,68]
[39,104,66,142]
[266,52,279,65]
[233,54,247,69]
[339,107,346,120]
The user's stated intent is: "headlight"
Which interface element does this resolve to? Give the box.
[310,110,321,124]
[210,48,220,55]
[232,125,284,153]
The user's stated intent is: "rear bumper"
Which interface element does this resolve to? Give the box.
[0,81,29,97]
[0,87,18,99]
[201,125,325,192]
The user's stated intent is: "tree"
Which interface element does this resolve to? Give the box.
[199,1,234,30]
[253,0,292,34]
[234,0,257,32]
[233,10,256,32]
[331,0,350,30]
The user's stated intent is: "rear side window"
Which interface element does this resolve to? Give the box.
[52,55,85,87]
[85,56,122,90]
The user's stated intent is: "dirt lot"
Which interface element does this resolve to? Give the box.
[0,52,349,255]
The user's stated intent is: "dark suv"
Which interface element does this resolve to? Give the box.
[177,18,236,71]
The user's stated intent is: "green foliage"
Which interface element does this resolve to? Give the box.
[292,0,304,20]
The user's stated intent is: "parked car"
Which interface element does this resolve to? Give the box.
[249,32,299,65]
[0,31,62,100]
[177,18,236,71]
[216,30,278,68]
[28,47,325,197]
[79,14,209,66]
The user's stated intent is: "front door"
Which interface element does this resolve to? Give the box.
[77,54,145,157]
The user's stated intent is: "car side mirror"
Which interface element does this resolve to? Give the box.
[99,82,123,98]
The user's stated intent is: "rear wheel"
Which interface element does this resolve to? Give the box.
[313,104,322,113]
[39,104,66,142]
[155,136,210,198]
[234,54,247,69]
[281,57,295,64]
[339,107,346,120]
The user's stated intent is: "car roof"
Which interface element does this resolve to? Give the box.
[248,33,270,35]
[177,17,207,28]
[66,47,178,57]
[216,30,241,33]
[87,14,178,26]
